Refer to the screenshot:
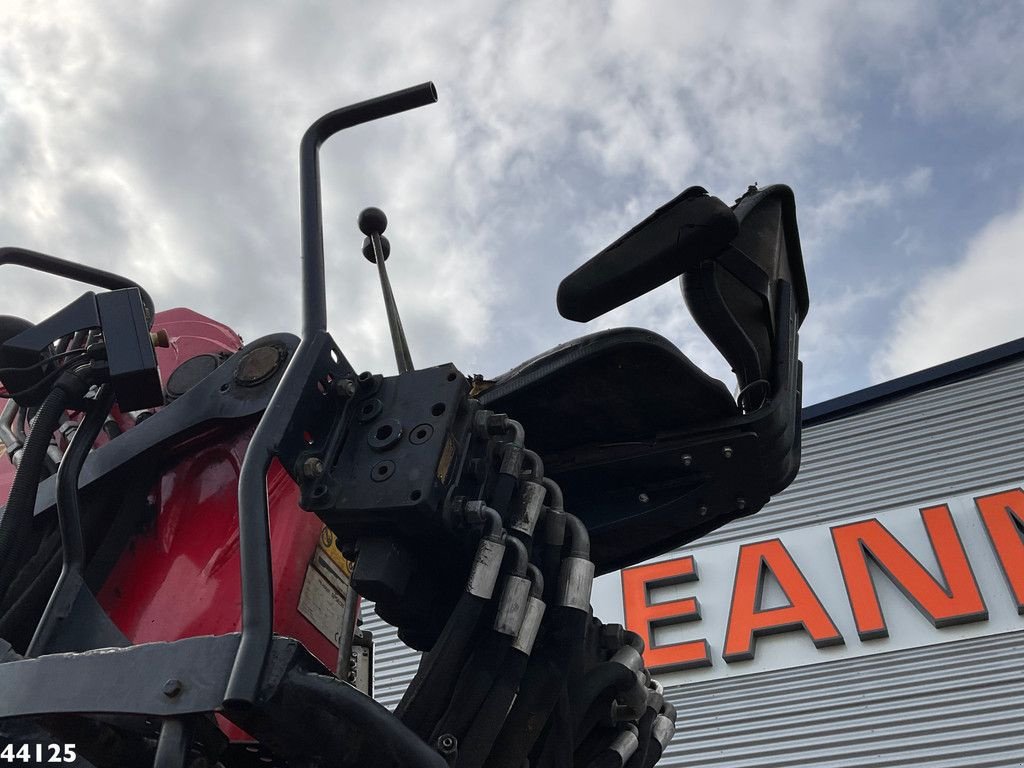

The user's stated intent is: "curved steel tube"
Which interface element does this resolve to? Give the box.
[299,82,437,336]
[225,82,438,707]
[27,384,113,656]
[0,247,155,324]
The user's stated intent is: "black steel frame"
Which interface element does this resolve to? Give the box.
[225,81,438,705]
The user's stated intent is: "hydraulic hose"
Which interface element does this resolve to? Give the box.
[483,604,589,768]
[457,568,546,768]
[281,671,447,768]
[642,702,676,768]
[396,588,489,738]
[457,647,530,768]
[429,627,512,745]
[0,372,87,599]
[397,512,504,738]
[625,707,657,768]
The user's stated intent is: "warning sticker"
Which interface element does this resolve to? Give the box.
[298,527,355,648]
[318,527,353,577]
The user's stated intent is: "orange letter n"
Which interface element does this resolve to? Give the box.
[977,488,1024,614]
[832,506,987,640]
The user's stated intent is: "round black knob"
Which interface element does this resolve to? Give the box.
[362,235,391,263]
[358,207,388,236]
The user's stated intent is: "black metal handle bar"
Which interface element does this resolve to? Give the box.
[225,83,437,708]
[299,82,437,336]
[0,247,155,324]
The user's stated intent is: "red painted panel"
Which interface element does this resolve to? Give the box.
[96,430,338,667]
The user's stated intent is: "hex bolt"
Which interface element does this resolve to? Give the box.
[335,377,357,398]
[722,446,733,459]
[302,456,324,480]
[698,505,709,517]
[681,454,693,467]
[638,493,650,504]
[736,497,747,511]
[162,679,183,698]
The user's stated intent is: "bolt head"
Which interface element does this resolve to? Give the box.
[638,493,650,504]
[722,446,733,459]
[698,505,709,517]
[335,377,357,398]
[162,678,183,698]
[302,456,324,480]
[681,454,693,467]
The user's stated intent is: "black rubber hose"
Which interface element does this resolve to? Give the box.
[483,605,589,768]
[626,708,657,768]
[540,510,565,605]
[457,647,530,768]
[396,589,488,738]
[532,687,574,768]
[641,702,676,768]
[574,727,619,768]
[428,628,511,744]
[0,373,86,598]
[0,546,61,653]
[279,671,447,768]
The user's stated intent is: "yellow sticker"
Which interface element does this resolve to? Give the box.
[436,433,457,485]
[318,526,354,577]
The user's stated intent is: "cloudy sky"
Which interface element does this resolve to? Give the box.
[2,1,1022,406]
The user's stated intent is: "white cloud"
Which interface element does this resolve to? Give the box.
[899,3,1024,122]
[0,0,1016,395]
[871,192,1024,381]
[801,167,932,251]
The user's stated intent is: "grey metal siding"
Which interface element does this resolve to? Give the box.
[362,354,1024,762]
[699,355,1024,548]
[360,600,420,711]
[661,631,1024,767]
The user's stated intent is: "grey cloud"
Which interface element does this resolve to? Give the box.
[1,0,1019,407]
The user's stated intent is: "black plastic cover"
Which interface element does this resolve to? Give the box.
[682,184,808,389]
[95,289,163,411]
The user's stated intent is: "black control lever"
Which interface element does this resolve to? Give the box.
[360,207,414,374]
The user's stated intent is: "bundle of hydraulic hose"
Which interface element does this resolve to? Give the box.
[390,414,677,768]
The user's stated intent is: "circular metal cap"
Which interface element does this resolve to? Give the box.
[234,345,285,387]
[166,354,221,400]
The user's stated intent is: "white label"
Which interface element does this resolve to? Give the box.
[298,552,352,648]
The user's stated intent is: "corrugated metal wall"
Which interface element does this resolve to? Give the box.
[661,630,1024,767]
[699,355,1024,548]
[360,600,420,711]
[362,353,1024,763]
